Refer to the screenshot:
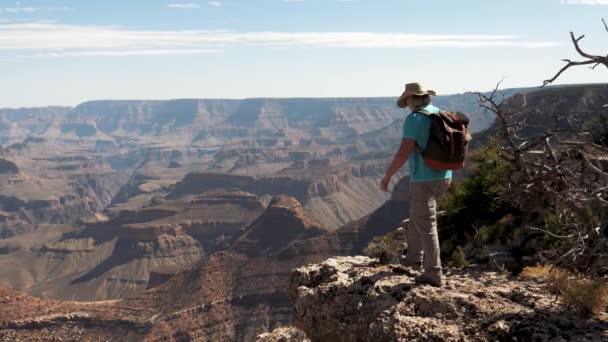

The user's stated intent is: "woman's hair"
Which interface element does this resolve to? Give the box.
[407,94,431,109]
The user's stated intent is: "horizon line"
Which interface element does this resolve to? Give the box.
[1,82,606,110]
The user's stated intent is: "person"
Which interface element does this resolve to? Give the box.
[380,82,452,287]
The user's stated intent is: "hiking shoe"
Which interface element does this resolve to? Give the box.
[399,256,423,271]
[415,273,443,287]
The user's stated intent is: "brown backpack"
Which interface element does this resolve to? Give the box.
[416,108,471,171]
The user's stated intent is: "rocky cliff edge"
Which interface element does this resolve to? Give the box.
[286,256,608,342]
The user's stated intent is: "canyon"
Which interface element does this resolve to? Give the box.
[1,84,606,340]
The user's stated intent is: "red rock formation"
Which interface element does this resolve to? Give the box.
[231,195,329,256]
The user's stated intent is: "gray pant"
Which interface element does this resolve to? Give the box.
[405,179,451,275]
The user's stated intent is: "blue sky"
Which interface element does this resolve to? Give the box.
[0,0,607,107]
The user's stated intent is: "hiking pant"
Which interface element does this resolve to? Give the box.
[405,179,451,274]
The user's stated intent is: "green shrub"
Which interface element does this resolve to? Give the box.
[364,230,405,265]
[583,112,608,147]
[440,138,512,226]
[472,226,490,247]
[448,246,470,269]
[439,138,515,258]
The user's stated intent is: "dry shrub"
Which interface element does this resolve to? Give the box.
[364,230,405,265]
[522,265,608,318]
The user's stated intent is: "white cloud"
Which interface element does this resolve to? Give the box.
[17,49,222,58]
[168,3,201,9]
[0,5,73,14]
[208,1,222,6]
[1,6,39,13]
[560,0,608,4]
[0,22,561,58]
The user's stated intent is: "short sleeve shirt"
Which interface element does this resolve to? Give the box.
[402,104,453,182]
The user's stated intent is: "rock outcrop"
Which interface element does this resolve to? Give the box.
[288,256,608,342]
[231,195,329,256]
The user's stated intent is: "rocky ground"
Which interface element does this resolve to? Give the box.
[288,256,608,342]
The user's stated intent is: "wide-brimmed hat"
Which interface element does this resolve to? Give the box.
[396,82,437,108]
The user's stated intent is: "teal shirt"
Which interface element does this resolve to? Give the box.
[402,104,453,183]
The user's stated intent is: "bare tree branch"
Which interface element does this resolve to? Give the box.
[543,60,597,87]
[570,33,599,60]
[528,226,576,239]
[542,21,608,87]
[545,138,558,163]
[582,152,608,182]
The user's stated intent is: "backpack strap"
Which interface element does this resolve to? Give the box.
[412,107,440,153]
[413,106,439,116]
[412,105,429,115]
[410,107,429,153]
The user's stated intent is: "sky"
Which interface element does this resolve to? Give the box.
[0,0,607,107]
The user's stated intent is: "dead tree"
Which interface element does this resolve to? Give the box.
[542,19,608,87]
[475,82,608,273]
[471,19,608,273]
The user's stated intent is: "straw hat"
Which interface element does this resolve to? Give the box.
[396,82,437,108]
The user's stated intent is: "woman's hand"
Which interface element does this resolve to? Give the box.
[380,175,391,192]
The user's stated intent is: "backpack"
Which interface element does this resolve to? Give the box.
[416,108,471,171]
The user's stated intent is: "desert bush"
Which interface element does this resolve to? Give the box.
[438,139,517,261]
[584,111,608,148]
[364,229,405,265]
[522,265,608,318]
[441,138,512,226]
[448,246,470,269]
